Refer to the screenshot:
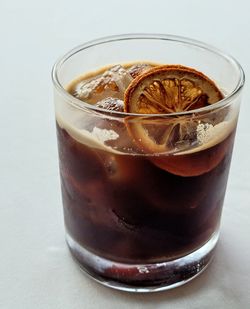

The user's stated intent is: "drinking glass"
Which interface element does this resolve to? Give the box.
[52,34,244,292]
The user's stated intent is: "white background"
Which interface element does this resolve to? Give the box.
[0,0,250,308]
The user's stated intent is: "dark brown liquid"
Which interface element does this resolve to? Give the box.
[56,122,235,264]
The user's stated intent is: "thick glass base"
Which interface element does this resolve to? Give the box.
[66,231,219,293]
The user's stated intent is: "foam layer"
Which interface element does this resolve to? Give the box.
[56,112,123,154]
[56,109,236,157]
[56,62,237,156]
[178,119,236,155]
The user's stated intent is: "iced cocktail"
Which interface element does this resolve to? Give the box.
[52,35,244,292]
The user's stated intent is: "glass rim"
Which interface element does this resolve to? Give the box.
[52,33,245,118]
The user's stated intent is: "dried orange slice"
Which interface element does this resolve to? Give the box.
[124,65,223,153]
[126,116,196,154]
[124,65,225,176]
[124,65,223,114]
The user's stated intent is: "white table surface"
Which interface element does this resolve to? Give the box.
[1,0,250,308]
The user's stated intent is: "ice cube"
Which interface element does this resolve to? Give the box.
[101,119,142,153]
[74,65,133,104]
[127,63,151,78]
[96,97,124,112]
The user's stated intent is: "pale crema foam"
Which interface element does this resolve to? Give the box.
[56,108,123,155]
[56,62,237,156]
[56,106,236,157]
[178,118,236,155]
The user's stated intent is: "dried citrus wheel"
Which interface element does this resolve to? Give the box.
[126,115,197,153]
[124,65,225,176]
[124,65,223,152]
[124,65,223,114]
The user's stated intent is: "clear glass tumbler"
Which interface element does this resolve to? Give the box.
[52,34,244,292]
